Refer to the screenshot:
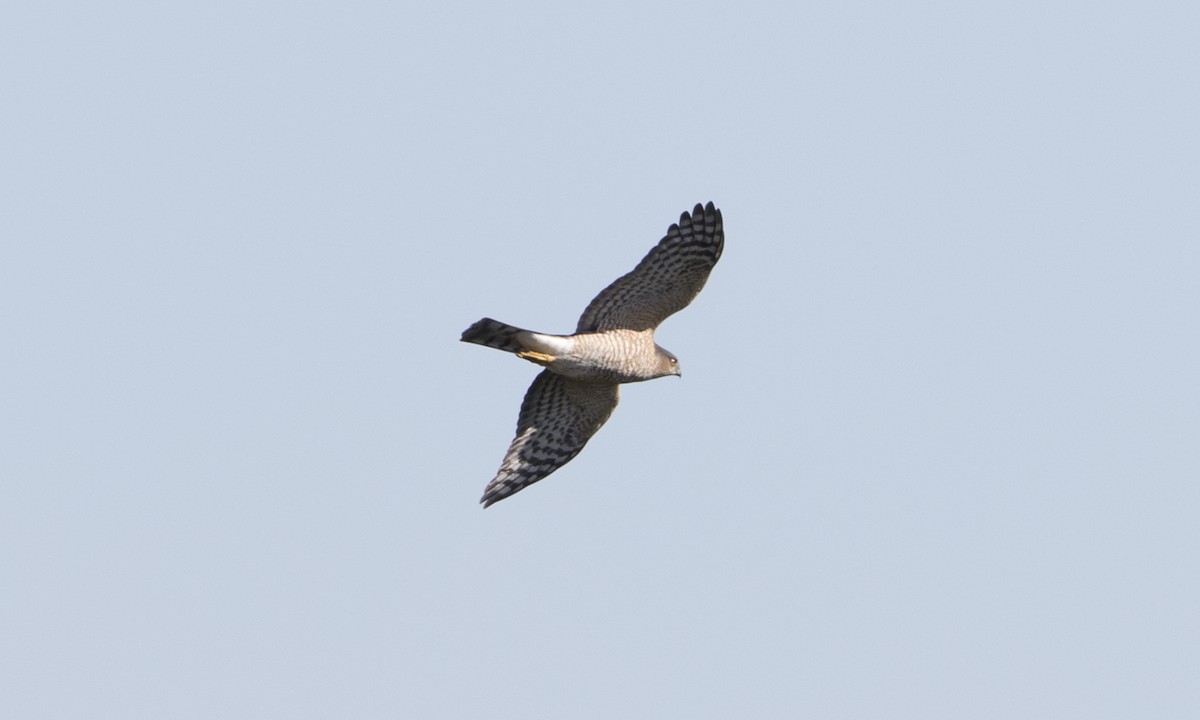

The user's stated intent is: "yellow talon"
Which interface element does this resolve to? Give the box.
[516,351,556,366]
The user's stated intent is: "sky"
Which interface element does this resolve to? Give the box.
[2,1,1198,718]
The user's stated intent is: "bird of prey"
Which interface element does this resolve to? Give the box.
[462,202,724,507]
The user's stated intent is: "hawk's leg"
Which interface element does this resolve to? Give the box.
[516,351,556,367]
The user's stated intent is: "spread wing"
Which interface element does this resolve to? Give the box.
[576,202,724,333]
[480,370,620,507]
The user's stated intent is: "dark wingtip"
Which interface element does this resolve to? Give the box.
[480,482,506,508]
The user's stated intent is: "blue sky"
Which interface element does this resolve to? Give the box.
[3,2,1198,718]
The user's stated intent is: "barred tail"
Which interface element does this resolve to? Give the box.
[461,318,529,353]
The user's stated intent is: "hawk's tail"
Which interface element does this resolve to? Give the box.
[461,318,529,354]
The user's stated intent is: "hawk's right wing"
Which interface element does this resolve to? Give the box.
[480,370,620,507]
[575,202,724,333]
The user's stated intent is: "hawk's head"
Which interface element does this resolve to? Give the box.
[655,346,682,378]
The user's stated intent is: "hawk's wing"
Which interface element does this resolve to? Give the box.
[480,370,620,507]
[576,202,724,333]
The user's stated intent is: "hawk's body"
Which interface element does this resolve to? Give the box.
[461,321,672,384]
[462,202,724,507]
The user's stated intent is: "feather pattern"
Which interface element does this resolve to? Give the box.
[480,370,619,507]
[576,202,723,332]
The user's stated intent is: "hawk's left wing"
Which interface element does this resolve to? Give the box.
[576,202,724,333]
[480,370,620,507]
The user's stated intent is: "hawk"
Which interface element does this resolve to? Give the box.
[462,202,724,507]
